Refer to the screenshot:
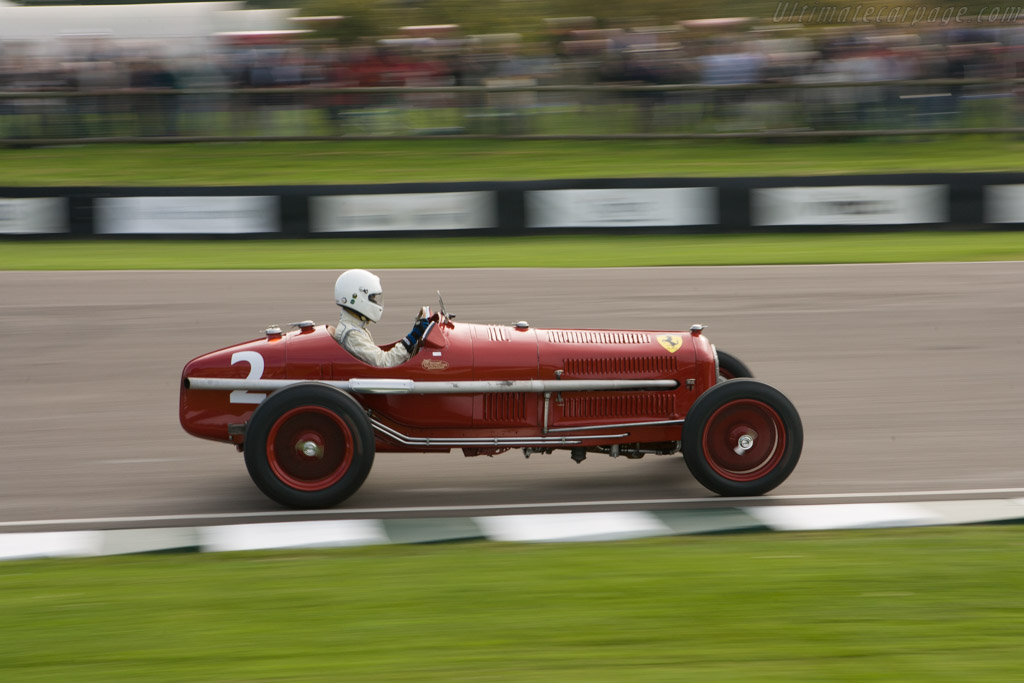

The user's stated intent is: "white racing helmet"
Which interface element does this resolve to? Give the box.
[334,269,384,322]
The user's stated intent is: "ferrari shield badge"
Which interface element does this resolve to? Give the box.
[657,334,683,353]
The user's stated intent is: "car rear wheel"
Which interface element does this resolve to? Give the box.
[717,350,753,381]
[683,379,802,496]
[244,384,375,509]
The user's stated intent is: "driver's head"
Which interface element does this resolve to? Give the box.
[334,269,384,322]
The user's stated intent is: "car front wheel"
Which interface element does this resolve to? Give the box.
[683,379,802,496]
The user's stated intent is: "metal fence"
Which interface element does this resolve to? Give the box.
[2,79,1023,144]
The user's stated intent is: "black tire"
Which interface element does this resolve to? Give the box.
[244,383,375,509]
[683,379,802,497]
[717,350,753,381]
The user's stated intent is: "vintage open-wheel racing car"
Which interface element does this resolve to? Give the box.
[180,296,802,509]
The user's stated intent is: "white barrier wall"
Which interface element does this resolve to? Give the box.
[4,178,1023,236]
[526,188,717,228]
[311,192,496,232]
[0,198,66,235]
[752,186,947,226]
[95,196,278,234]
[984,185,1024,224]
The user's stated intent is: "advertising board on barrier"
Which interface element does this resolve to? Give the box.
[752,186,947,226]
[526,188,717,228]
[96,196,278,234]
[311,192,495,232]
[984,185,1024,224]
[0,198,66,235]
[5,175,1021,238]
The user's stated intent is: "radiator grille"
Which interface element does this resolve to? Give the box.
[563,394,674,419]
[564,356,677,377]
[482,393,528,422]
[547,330,650,345]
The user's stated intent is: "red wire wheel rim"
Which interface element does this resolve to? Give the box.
[266,406,354,491]
[702,398,786,482]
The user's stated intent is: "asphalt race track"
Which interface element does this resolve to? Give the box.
[2,263,1023,531]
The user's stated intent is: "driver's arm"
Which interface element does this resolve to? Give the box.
[344,328,411,368]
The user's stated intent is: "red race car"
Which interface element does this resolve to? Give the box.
[180,297,802,508]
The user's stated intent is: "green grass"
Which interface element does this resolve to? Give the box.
[1,138,1023,186]
[3,232,1024,270]
[1,527,1022,681]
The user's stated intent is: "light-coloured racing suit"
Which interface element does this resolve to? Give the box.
[333,307,411,368]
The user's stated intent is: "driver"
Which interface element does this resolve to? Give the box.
[332,269,430,368]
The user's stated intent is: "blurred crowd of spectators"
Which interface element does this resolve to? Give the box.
[2,17,1023,137]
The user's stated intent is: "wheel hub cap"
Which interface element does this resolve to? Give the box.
[295,436,324,459]
[735,434,755,454]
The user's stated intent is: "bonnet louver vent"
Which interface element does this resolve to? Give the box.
[482,393,528,423]
[563,394,674,419]
[486,326,511,342]
[564,356,677,377]
[546,331,650,345]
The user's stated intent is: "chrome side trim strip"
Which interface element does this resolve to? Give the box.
[186,377,677,395]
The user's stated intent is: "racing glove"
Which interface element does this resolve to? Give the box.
[400,318,431,352]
